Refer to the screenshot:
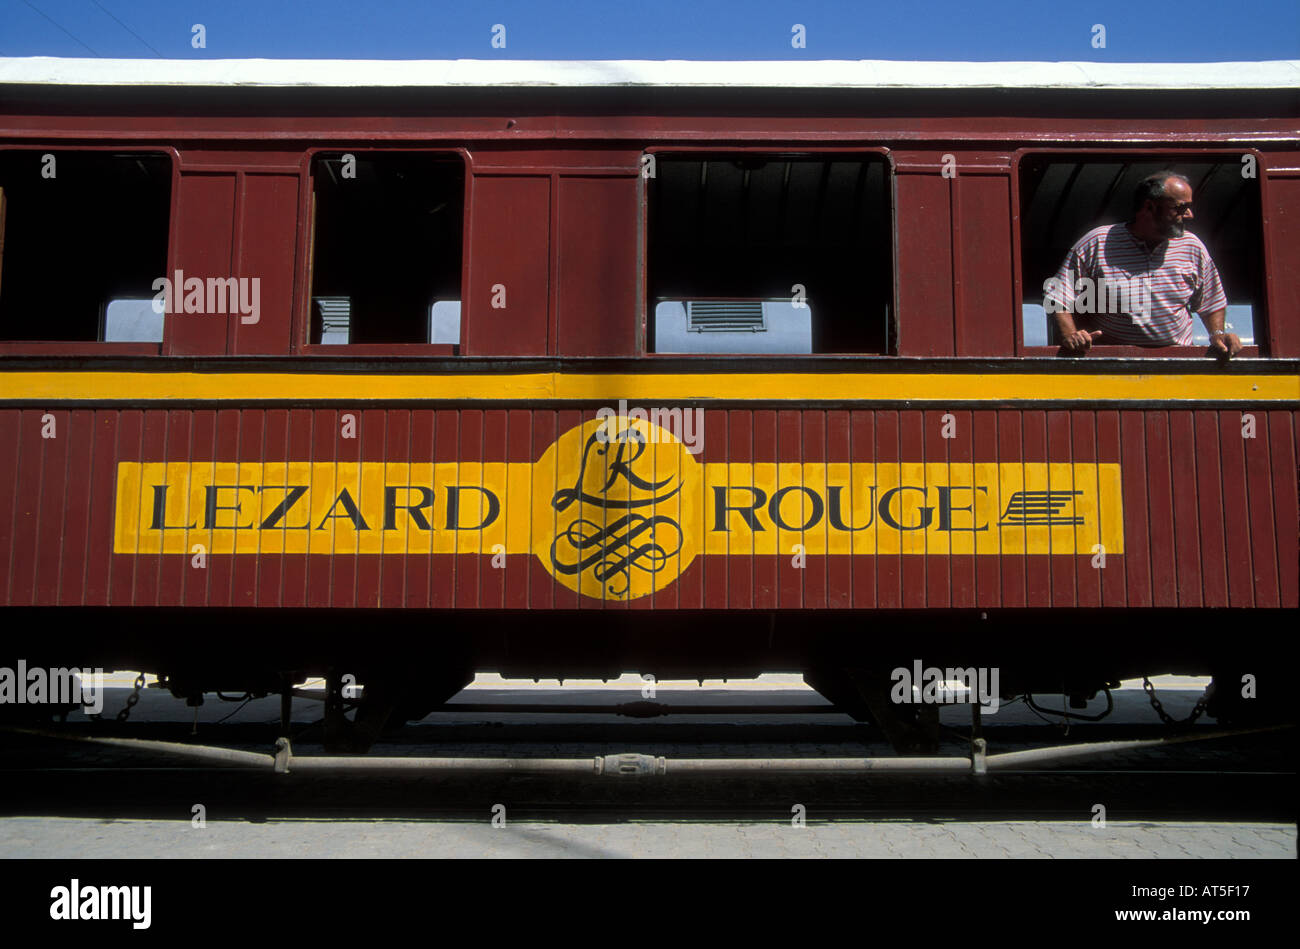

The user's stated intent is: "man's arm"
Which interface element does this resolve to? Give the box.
[1045,249,1101,354]
[1053,309,1102,354]
[1201,307,1242,358]
[1192,240,1237,358]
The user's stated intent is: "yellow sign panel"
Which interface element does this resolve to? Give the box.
[115,417,1123,600]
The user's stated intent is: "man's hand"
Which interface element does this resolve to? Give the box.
[1209,332,1243,359]
[1060,329,1102,354]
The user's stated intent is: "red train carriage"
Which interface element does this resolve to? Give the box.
[0,59,1296,752]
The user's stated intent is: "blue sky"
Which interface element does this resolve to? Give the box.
[2,0,1297,60]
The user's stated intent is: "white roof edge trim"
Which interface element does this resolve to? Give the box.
[0,58,1297,90]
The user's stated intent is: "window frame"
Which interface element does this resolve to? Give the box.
[1010,146,1269,358]
[639,145,895,358]
[294,146,471,356]
[0,144,179,356]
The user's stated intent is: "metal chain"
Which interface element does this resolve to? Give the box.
[1142,676,1208,726]
[115,673,147,723]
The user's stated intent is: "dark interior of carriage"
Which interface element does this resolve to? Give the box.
[1018,156,1265,349]
[647,155,893,355]
[309,152,464,346]
[0,151,171,342]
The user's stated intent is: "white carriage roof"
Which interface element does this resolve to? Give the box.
[0,57,1297,90]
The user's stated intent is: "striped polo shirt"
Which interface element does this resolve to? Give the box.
[1045,223,1227,345]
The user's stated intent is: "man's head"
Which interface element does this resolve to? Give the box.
[1132,172,1194,240]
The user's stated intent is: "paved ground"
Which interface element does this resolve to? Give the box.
[1,817,1293,858]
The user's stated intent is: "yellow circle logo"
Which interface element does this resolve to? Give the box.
[533,416,702,601]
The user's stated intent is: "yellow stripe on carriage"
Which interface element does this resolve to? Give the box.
[4,370,1298,403]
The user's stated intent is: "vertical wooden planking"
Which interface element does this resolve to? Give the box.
[922,409,950,609]
[775,409,803,610]
[752,408,778,611]
[380,409,412,610]
[83,411,118,607]
[997,409,1026,608]
[1070,412,1101,609]
[1192,411,1228,607]
[875,410,902,609]
[352,408,386,608]
[1045,410,1075,608]
[9,409,46,606]
[849,410,876,609]
[168,173,235,355]
[803,409,828,610]
[204,409,240,608]
[34,409,70,605]
[464,176,551,356]
[972,410,1000,608]
[16,390,1288,623]
[1268,411,1298,608]
[646,402,680,613]
[1243,407,1280,607]
[406,409,436,610]
[158,410,194,608]
[132,409,169,607]
[232,174,298,355]
[1218,410,1254,607]
[109,410,144,607]
[1143,411,1177,607]
[954,175,1016,356]
[183,410,216,608]
[949,409,976,609]
[480,409,508,609]
[306,408,337,609]
[60,410,96,606]
[327,406,360,608]
[701,408,729,611]
[826,409,852,609]
[504,409,533,610]
[528,410,556,611]
[233,408,266,609]
[1096,411,1127,607]
[1167,411,1203,608]
[894,172,955,356]
[551,410,581,610]
[727,409,753,611]
[0,410,20,606]
[1262,174,1300,356]
[282,408,313,609]
[454,409,484,610]
[612,405,639,617]
[1022,410,1051,607]
[555,176,639,356]
[1119,411,1153,608]
[432,409,460,609]
[650,404,679,614]
[899,409,926,607]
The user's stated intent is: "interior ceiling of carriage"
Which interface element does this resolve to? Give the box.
[653,157,888,248]
[1020,159,1264,305]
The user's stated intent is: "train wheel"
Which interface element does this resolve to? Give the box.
[320,667,474,753]
[1205,671,1290,727]
[804,667,940,755]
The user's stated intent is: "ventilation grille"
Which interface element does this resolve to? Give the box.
[313,296,351,344]
[686,300,766,333]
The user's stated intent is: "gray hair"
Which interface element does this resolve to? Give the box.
[1133,171,1191,214]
